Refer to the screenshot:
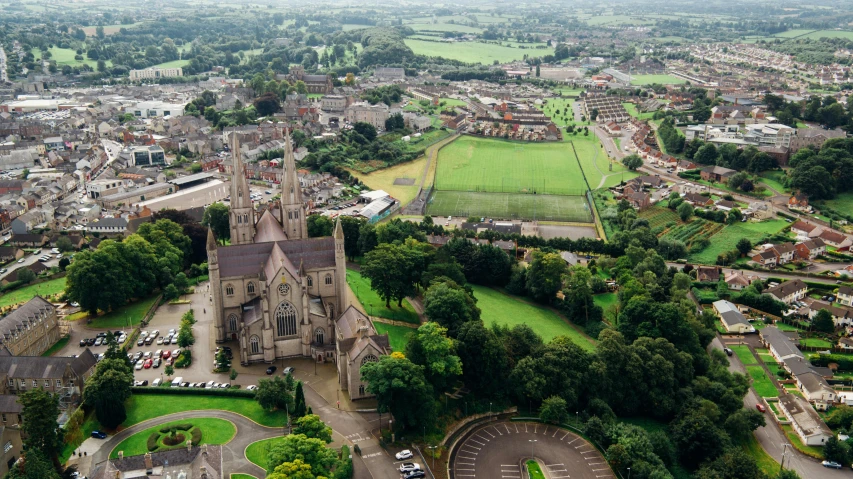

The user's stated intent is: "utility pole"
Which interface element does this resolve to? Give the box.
[780,443,789,471]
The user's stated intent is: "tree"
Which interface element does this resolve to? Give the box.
[455,320,509,397]
[385,113,405,131]
[17,268,36,284]
[353,122,377,141]
[253,93,281,116]
[266,434,338,475]
[724,408,765,439]
[736,238,752,256]
[95,26,105,39]
[177,319,195,348]
[621,154,643,170]
[215,349,230,371]
[56,236,74,253]
[813,309,836,333]
[267,459,318,479]
[165,365,174,377]
[339,216,364,260]
[540,396,569,424]
[671,409,728,468]
[307,214,334,237]
[202,202,230,243]
[6,449,60,479]
[361,243,424,308]
[677,202,694,221]
[824,435,850,465]
[58,257,70,271]
[84,358,134,429]
[694,144,721,165]
[405,322,463,392]
[526,251,567,303]
[360,355,436,431]
[292,414,332,443]
[423,281,480,337]
[294,381,307,418]
[19,388,61,462]
[255,376,294,412]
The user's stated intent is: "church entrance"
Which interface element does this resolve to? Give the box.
[231,333,237,340]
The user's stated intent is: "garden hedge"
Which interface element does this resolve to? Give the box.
[809,354,853,370]
[159,424,193,433]
[190,427,202,445]
[147,432,159,452]
[130,387,256,398]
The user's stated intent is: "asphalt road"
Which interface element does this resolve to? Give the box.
[0,251,61,282]
[451,421,613,479]
[667,263,848,286]
[709,337,849,479]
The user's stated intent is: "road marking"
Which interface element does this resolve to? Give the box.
[476,433,491,442]
[561,431,570,440]
[534,424,538,433]
[525,423,528,433]
[593,468,610,471]
[515,423,519,433]
[456,468,475,471]
[463,444,481,450]
[456,475,475,477]
[459,455,476,460]
[581,450,597,455]
[546,464,564,467]
[567,437,579,445]
[461,450,478,456]
[469,439,485,446]
[553,429,560,437]
[501,465,516,467]
[483,430,495,438]
[575,444,587,449]
[494,426,503,436]
[505,424,511,434]
[551,476,571,479]
[458,462,475,466]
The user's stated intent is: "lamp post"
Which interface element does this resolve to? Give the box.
[390,419,394,443]
[627,467,631,479]
[489,402,492,419]
[576,411,579,427]
[427,445,436,471]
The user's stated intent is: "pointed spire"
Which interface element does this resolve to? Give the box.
[298,258,305,277]
[206,227,217,250]
[334,216,344,240]
[281,127,302,204]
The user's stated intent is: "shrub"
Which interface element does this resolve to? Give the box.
[190,427,202,445]
[175,350,192,368]
[129,387,256,398]
[159,424,192,433]
[147,432,159,452]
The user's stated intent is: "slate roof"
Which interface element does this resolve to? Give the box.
[0,348,95,379]
[765,279,807,299]
[0,297,53,340]
[0,395,22,413]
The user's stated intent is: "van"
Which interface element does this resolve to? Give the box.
[152,378,162,387]
[171,376,183,387]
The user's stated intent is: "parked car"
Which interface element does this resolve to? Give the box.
[219,383,230,389]
[246,385,258,391]
[403,471,425,479]
[283,367,295,375]
[395,450,413,460]
[756,404,766,413]
[266,366,277,375]
[399,463,421,473]
[137,337,145,347]
[172,349,181,358]
[143,351,152,359]
[156,337,165,345]
[134,380,149,386]
[94,337,103,347]
[822,460,842,469]
[140,331,148,338]
[724,348,733,357]
[79,339,88,347]
[135,361,144,370]
[86,338,95,346]
[162,350,171,359]
[152,358,161,368]
[91,431,107,439]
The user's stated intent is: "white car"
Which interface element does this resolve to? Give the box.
[399,463,421,473]
[134,361,144,370]
[246,385,258,391]
[395,450,413,460]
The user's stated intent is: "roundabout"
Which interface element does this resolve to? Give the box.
[450,420,615,479]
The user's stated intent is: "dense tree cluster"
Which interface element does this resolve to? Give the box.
[788,137,853,199]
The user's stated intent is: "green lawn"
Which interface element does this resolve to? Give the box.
[373,323,415,352]
[405,39,546,64]
[776,322,802,332]
[569,133,635,189]
[593,293,617,311]
[426,190,592,223]
[82,295,160,329]
[246,436,288,470]
[537,97,574,127]
[435,136,587,195]
[230,475,258,479]
[733,433,780,477]
[0,276,67,308]
[782,424,824,459]
[730,345,757,365]
[151,59,190,69]
[122,394,287,428]
[622,103,656,121]
[110,418,236,458]
[758,171,788,194]
[31,47,112,69]
[471,285,596,350]
[440,98,468,107]
[799,338,832,348]
[346,270,420,324]
[60,412,99,463]
[688,220,789,264]
[746,366,779,398]
[408,23,485,34]
[42,336,69,357]
[629,74,687,85]
[527,461,546,479]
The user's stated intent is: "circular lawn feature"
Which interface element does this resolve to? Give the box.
[109,418,236,459]
[245,436,289,471]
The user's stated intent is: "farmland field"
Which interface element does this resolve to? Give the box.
[472,285,596,351]
[404,39,545,64]
[688,220,789,264]
[662,218,724,250]
[82,22,144,36]
[435,136,586,195]
[629,74,687,85]
[639,206,681,230]
[408,23,484,34]
[778,29,853,40]
[426,190,592,222]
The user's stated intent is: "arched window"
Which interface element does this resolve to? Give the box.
[243,214,248,224]
[288,211,293,219]
[275,302,298,337]
[228,314,238,332]
[361,354,378,366]
[250,335,260,354]
[225,284,234,296]
[327,303,335,319]
[236,214,242,224]
[359,385,365,396]
[307,276,313,287]
[247,282,255,295]
[294,210,299,219]
[324,274,333,285]
[314,328,324,345]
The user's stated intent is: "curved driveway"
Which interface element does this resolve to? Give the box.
[92,410,282,478]
[451,421,614,479]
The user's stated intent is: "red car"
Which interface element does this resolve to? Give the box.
[756,404,766,413]
[143,359,153,369]
[162,350,171,359]
[165,357,173,366]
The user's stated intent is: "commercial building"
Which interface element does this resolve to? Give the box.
[97,183,175,209]
[129,101,187,118]
[128,67,184,81]
[345,102,390,130]
[122,145,166,167]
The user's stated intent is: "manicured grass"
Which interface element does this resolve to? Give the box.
[427,190,592,223]
[405,39,545,64]
[231,475,258,479]
[688,220,789,264]
[471,285,596,350]
[373,323,415,352]
[60,412,99,463]
[622,103,656,121]
[568,133,636,190]
[246,436,288,470]
[730,345,757,365]
[42,336,69,357]
[745,366,779,398]
[822,192,853,214]
[629,74,687,85]
[110,418,236,459]
[782,424,824,459]
[440,98,468,107]
[776,322,802,332]
[346,270,420,324]
[758,171,788,194]
[152,59,190,69]
[435,136,586,195]
[83,295,160,329]
[122,394,288,428]
[527,460,546,479]
[31,47,111,69]
[799,338,832,348]
[409,23,485,34]
[538,97,574,127]
[350,155,427,205]
[0,276,67,308]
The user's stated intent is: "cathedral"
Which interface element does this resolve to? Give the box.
[206,131,389,400]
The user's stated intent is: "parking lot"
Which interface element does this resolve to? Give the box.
[451,421,613,479]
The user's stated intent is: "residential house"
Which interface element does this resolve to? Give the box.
[0,425,22,478]
[838,285,853,307]
[715,200,736,211]
[7,234,48,248]
[760,326,803,363]
[751,250,778,268]
[712,300,756,334]
[764,279,808,304]
[790,220,819,237]
[696,266,721,282]
[808,300,853,327]
[676,159,698,173]
[87,217,127,234]
[789,193,809,210]
[683,192,714,207]
[724,271,757,290]
[770,242,796,264]
[839,337,853,351]
[700,165,737,183]
[777,394,833,446]
[0,297,60,357]
[0,247,24,263]
[818,229,852,251]
[795,239,827,261]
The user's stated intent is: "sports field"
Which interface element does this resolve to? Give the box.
[427,191,592,222]
[434,136,586,195]
[404,39,544,64]
[629,74,687,85]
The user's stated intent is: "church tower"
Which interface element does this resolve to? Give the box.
[229,133,255,245]
[207,228,225,343]
[333,217,347,319]
[280,129,307,239]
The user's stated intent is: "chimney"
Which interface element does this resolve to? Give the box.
[144,452,153,471]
